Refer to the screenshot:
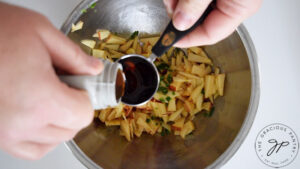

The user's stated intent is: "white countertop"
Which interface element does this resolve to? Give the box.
[0,0,299,168]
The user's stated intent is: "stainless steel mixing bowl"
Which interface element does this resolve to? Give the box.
[61,0,260,168]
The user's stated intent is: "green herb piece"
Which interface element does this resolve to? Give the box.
[167,74,173,83]
[161,80,170,87]
[160,76,165,81]
[158,87,168,94]
[157,63,169,71]
[151,116,155,120]
[208,106,215,117]
[161,127,170,136]
[146,118,151,123]
[159,98,166,103]
[81,9,87,14]
[129,31,139,39]
[201,89,205,94]
[166,96,171,102]
[90,2,97,9]
[172,91,175,95]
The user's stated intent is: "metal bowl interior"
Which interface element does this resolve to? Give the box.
[62,0,260,169]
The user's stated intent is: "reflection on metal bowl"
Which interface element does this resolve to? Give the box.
[61,0,260,168]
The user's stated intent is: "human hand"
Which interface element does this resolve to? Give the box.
[0,2,103,160]
[163,0,262,47]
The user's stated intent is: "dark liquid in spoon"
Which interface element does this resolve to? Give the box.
[118,56,158,105]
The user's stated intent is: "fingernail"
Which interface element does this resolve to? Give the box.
[88,57,103,74]
[173,11,193,31]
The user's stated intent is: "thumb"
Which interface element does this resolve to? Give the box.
[172,0,212,31]
[38,22,103,75]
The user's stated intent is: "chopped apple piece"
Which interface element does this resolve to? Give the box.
[105,44,120,50]
[137,117,153,133]
[120,120,131,141]
[120,40,134,52]
[98,109,111,122]
[97,29,111,40]
[188,53,212,65]
[71,21,84,32]
[105,34,126,44]
[136,43,142,54]
[216,74,225,96]
[184,100,194,113]
[196,94,204,110]
[204,75,216,98]
[180,121,195,139]
[132,36,139,50]
[168,107,184,121]
[140,37,159,46]
[81,39,96,49]
[171,57,176,69]
[189,85,203,103]
[107,109,116,121]
[126,48,136,54]
[167,98,176,111]
[191,64,206,77]
[92,49,107,59]
[105,119,121,126]
[189,47,203,54]
[172,118,185,130]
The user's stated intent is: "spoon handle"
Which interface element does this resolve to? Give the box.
[152,3,214,57]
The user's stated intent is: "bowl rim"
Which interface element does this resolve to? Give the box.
[62,0,260,169]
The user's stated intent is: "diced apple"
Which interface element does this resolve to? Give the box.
[188,53,212,65]
[108,49,124,58]
[107,109,116,121]
[92,49,107,59]
[167,98,176,111]
[180,121,195,139]
[137,117,153,133]
[120,40,134,52]
[120,120,131,141]
[105,34,126,44]
[98,109,111,122]
[140,37,159,46]
[184,100,194,113]
[132,36,139,50]
[172,118,185,130]
[204,75,216,98]
[105,119,121,126]
[191,64,206,77]
[81,39,96,49]
[189,47,203,54]
[171,57,176,69]
[216,74,225,96]
[71,21,84,32]
[189,85,203,103]
[105,44,120,50]
[97,29,111,40]
[168,107,184,121]
[136,44,142,54]
[196,94,204,110]
[126,48,136,54]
